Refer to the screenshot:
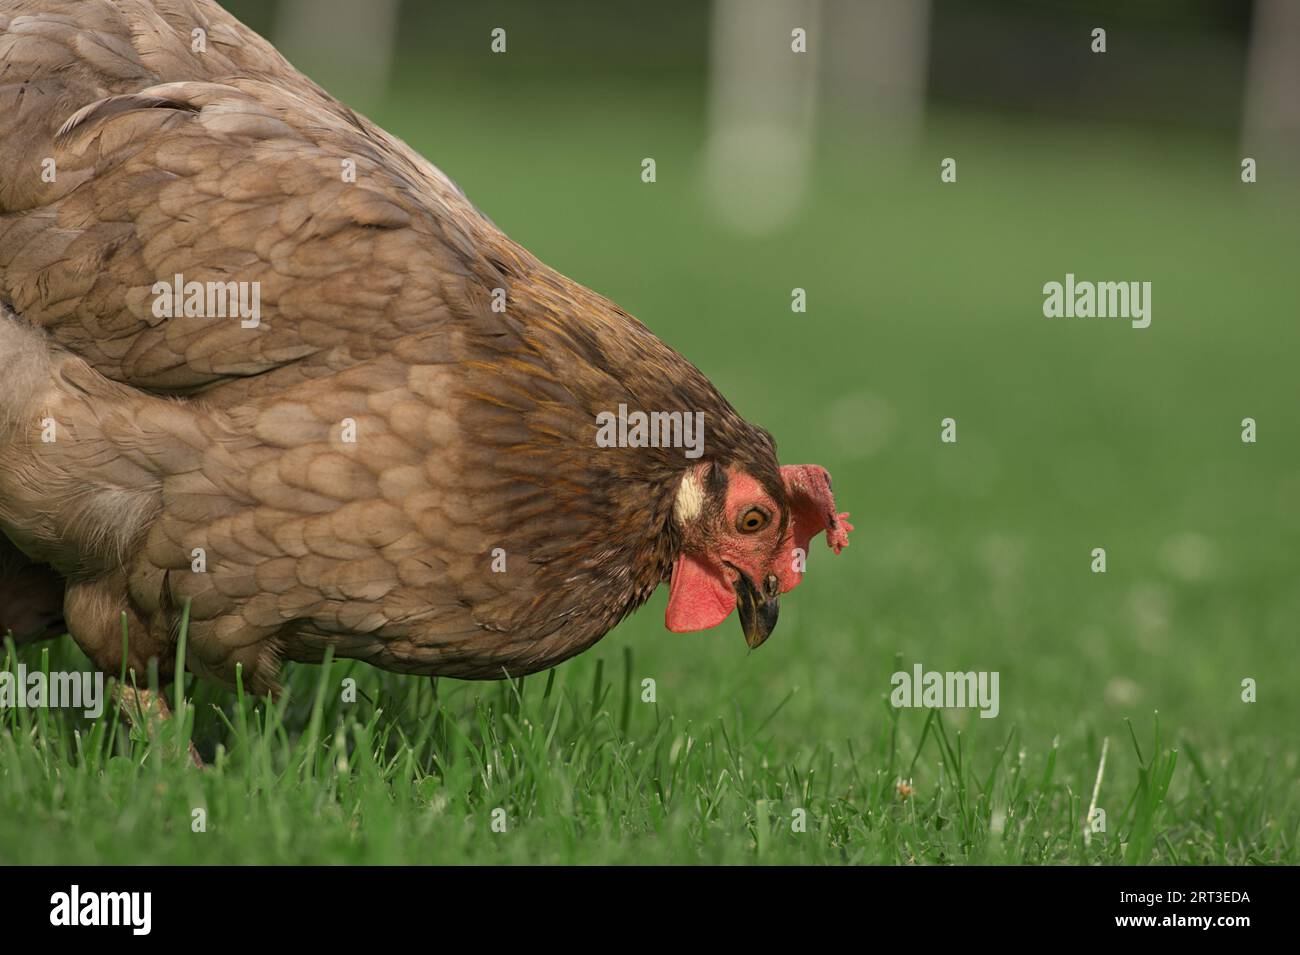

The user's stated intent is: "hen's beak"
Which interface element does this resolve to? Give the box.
[735,572,780,648]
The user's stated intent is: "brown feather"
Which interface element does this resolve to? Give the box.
[0,0,818,692]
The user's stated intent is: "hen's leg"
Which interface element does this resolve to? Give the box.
[69,576,203,766]
[116,684,204,768]
[64,572,174,682]
[64,573,201,765]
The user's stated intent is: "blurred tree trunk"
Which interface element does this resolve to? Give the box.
[274,0,400,111]
[823,0,931,148]
[702,0,821,235]
[702,0,930,235]
[1243,0,1300,161]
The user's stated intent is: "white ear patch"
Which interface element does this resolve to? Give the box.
[674,470,705,525]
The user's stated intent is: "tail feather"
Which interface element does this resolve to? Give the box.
[0,302,166,575]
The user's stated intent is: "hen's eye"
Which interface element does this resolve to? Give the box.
[737,507,769,533]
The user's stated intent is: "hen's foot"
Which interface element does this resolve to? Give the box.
[116,685,204,769]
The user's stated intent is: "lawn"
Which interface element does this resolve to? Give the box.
[1,67,1296,864]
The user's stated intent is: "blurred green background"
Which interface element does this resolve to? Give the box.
[217,0,1300,748]
[3,0,1297,863]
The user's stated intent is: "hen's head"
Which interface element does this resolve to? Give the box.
[666,459,852,647]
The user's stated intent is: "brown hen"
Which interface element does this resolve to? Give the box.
[0,0,850,695]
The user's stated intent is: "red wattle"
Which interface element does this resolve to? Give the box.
[665,553,736,633]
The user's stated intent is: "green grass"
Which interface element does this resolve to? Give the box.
[1,75,1297,863]
[0,630,1291,864]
